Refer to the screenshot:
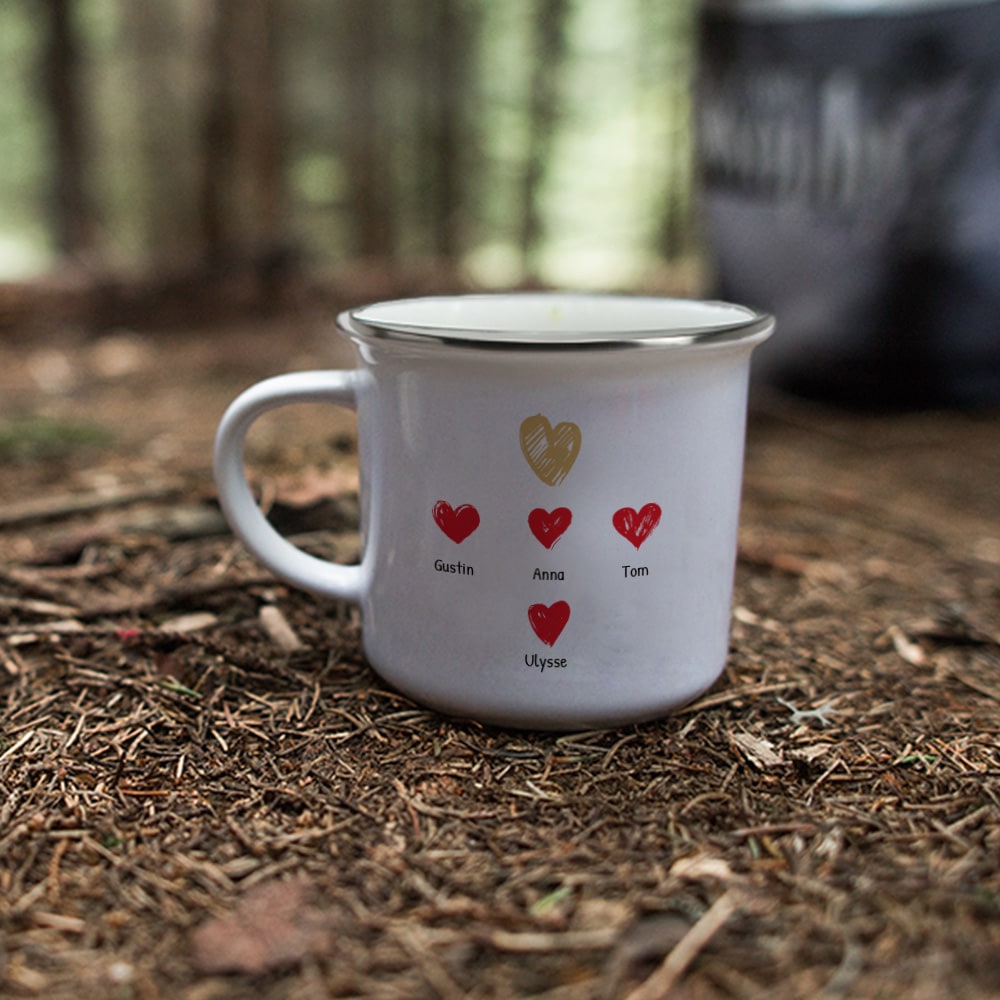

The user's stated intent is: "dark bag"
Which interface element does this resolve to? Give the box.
[697,0,1000,406]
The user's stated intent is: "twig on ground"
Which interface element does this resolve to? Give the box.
[0,482,184,528]
[777,697,840,728]
[622,890,741,1000]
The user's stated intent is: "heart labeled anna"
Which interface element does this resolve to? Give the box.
[613,503,662,550]
[519,414,581,486]
[528,601,571,646]
[528,507,573,549]
[432,501,481,544]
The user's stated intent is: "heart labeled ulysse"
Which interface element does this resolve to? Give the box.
[528,601,571,646]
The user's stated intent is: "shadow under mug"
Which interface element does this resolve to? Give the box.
[214,293,774,730]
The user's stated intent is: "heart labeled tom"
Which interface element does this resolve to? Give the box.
[528,601,571,646]
[520,415,582,487]
[613,503,662,550]
[528,507,573,549]
[432,501,481,544]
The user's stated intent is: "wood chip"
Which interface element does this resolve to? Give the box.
[790,744,833,763]
[259,604,304,651]
[7,620,85,644]
[887,624,926,666]
[670,854,735,881]
[159,611,219,634]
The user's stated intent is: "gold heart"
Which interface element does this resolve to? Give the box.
[520,414,581,486]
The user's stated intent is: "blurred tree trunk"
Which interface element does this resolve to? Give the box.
[197,0,288,268]
[652,0,696,262]
[419,0,472,260]
[519,0,570,272]
[198,0,239,265]
[237,0,286,254]
[40,0,95,258]
[341,0,395,259]
[124,2,192,265]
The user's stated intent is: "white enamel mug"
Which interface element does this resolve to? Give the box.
[214,294,773,729]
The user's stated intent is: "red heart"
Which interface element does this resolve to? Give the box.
[528,601,570,647]
[432,501,480,544]
[613,503,662,550]
[528,507,573,549]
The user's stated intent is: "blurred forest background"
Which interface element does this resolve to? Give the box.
[0,0,701,316]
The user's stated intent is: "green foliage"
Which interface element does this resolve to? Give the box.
[0,415,114,464]
[0,2,49,275]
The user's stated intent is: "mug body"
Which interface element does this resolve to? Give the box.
[342,295,771,729]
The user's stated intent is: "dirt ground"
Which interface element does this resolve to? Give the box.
[1,309,999,999]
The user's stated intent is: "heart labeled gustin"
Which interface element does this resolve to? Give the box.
[432,501,481,544]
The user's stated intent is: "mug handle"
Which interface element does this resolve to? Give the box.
[213,370,366,603]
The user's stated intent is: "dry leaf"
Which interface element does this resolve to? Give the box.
[190,877,336,975]
[88,332,151,378]
[732,731,784,769]
[609,913,691,967]
[573,898,633,932]
[972,535,1000,565]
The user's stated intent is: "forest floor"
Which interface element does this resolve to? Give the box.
[1,308,999,999]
